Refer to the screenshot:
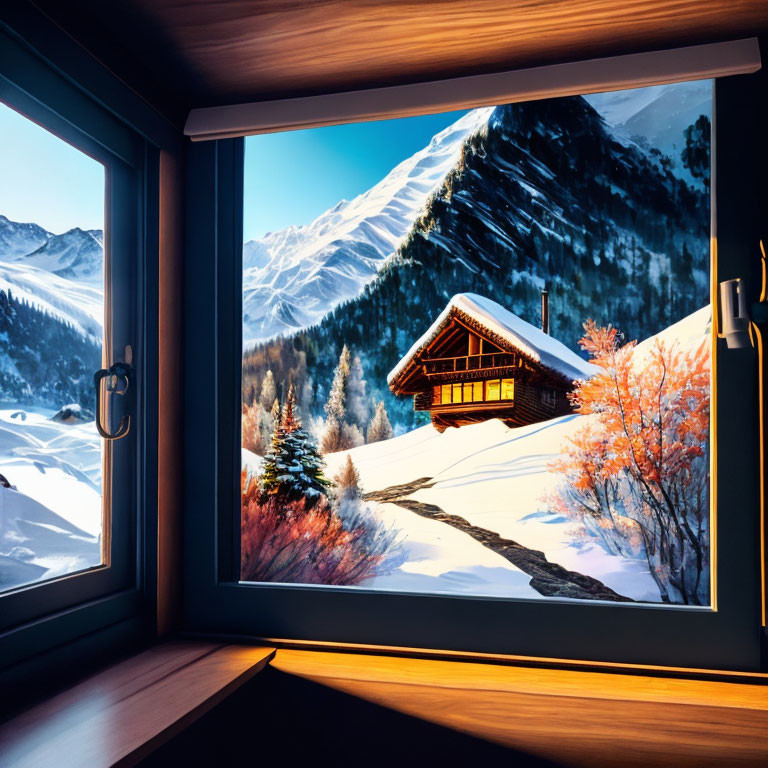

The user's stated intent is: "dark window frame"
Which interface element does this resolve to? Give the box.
[0,14,162,674]
[183,74,765,670]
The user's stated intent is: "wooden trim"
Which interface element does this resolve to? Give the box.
[184,38,760,140]
[270,647,768,709]
[258,637,768,685]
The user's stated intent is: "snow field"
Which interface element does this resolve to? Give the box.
[0,405,101,590]
[325,417,661,601]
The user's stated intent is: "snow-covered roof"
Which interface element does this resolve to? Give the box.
[387,293,600,387]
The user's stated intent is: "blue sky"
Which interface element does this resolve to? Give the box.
[243,110,470,242]
[0,102,104,234]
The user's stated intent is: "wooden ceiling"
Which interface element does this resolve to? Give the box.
[30,0,768,125]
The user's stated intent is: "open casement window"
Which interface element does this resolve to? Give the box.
[0,22,151,664]
[184,42,766,670]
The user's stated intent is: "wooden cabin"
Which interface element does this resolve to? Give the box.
[388,293,598,431]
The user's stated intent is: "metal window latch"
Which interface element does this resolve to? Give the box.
[718,278,751,349]
[94,361,133,440]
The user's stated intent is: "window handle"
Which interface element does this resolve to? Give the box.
[94,361,133,440]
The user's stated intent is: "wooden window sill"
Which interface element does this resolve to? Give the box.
[270,647,768,766]
[0,642,275,768]
[2,639,767,766]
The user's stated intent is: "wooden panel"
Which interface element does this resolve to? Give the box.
[31,1,768,115]
[271,649,768,766]
[157,147,184,637]
[139,0,768,103]
[0,643,275,768]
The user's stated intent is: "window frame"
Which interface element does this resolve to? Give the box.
[183,73,765,671]
[0,14,163,674]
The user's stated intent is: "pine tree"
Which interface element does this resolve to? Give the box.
[334,455,361,502]
[261,390,331,504]
[324,345,350,423]
[321,345,351,453]
[346,354,369,430]
[259,411,286,496]
[281,384,300,432]
[681,115,711,191]
[367,400,394,443]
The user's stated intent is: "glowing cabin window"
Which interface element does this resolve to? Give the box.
[463,382,473,402]
[452,383,463,403]
[501,379,515,400]
[486,379,501,400]
[441,384,452,404]
[473,381,484,401]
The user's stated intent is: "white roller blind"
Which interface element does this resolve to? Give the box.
[185,38,760,141]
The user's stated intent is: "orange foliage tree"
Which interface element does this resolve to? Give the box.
[549,320,710,605]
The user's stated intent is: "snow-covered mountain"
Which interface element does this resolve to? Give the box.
[584,80,711,178]
[13,226,103,285]
[242,108,493,345]
[0,260,102,340]
[0,215,103,409]
[245,95,710,431]
[0,214,50,259]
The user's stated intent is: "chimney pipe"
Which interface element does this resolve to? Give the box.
[541,290,549,335]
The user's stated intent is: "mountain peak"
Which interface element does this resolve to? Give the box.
[243,107,493,346]
[11,224,103,284]
[0,214,51,259]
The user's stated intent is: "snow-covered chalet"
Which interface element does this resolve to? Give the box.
[387,293,599,431]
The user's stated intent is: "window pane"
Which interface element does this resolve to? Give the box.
[0,102,104,593]
[432,386,440,404]
[241,80,712,607]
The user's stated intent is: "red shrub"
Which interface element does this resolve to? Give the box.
[240,471,384,585]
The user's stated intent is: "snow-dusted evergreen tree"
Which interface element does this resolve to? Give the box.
[367,400,394,443]
[324,345,350,423]
[341,422,364,450]
[320,416,341,455]
[346,354,370,430]
[261,386,330,505]
[334,455,361,502]
[260,370,277,410]
[321,345,350,453]
[270,397,281,426]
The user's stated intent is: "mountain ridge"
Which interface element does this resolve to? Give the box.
[242,108,493,344]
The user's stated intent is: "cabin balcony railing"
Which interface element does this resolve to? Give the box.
[421,352,516,375]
